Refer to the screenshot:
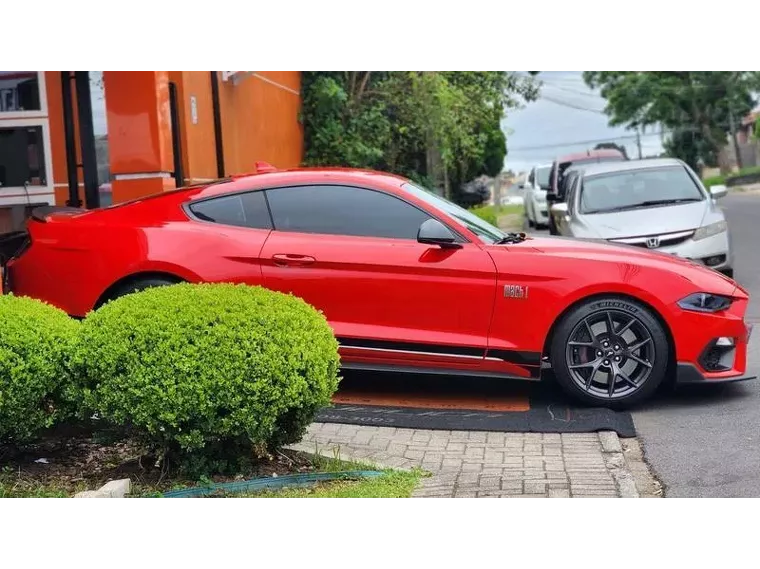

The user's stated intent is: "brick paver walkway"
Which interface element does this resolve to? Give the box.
[288,424,643,498]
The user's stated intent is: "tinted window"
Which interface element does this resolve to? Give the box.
[266,185,432,239]
[189,191,271,229]
[580,166,705,214]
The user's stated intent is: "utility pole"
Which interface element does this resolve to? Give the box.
[636,128,643,159]
[728,103,743,171]
[728,71,744,171]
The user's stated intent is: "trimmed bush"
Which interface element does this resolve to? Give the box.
[0,295,79,443]
[72,283,340,471]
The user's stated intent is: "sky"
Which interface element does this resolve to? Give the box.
[502,71,665,174]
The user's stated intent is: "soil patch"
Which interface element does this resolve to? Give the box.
[0,423,318,496]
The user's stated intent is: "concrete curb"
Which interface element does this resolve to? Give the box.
[599,431,638,498]
[74,479,131,498]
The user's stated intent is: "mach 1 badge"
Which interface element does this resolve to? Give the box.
[504,284,528,299]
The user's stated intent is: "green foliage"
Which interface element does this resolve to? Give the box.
[72,283,340,472]
[583,72,760,167]
[468,204,499,226]
[301,71,539,203]
[0,295,79,443]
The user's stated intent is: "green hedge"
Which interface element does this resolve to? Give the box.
[71,283,340,471]
[0,295,79,443]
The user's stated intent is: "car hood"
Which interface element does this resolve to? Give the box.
[578,202,707,239]
[493,235,741,298]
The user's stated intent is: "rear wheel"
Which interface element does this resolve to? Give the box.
[103,277,180,306]
[549,296,669,409]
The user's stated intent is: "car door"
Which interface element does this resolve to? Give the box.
[183,190,273,285]
[259,184,498,370]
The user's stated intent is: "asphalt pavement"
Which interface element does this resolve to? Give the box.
[529,192,760,497]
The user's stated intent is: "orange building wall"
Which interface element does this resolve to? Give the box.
[218,72,303,174]
[46,71,303,207]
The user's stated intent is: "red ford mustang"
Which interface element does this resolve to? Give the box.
[1,166,754,407]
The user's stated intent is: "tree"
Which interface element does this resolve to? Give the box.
[301,72,539,204]
[593,142,629,159]
[583,72,760,167]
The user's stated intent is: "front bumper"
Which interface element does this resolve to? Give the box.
[676,362,756,384]
[610,230,733,271]
[664,231,732,271]
[679,316,753,384]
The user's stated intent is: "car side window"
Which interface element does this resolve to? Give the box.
[528,169,535,186]
[188,191,272,230]
[265,185,433,240]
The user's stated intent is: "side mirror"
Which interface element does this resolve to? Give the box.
[417,219,461,249]
[710,184,728,199]
[551,202,569,216]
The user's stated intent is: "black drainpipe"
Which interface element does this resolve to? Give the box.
[60,72,81,208]
[168,82,185,188]
[210,71,225,179]
[74,71,100,209]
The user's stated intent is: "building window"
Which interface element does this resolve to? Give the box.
[0,72,44,116]
[0,125,47,188]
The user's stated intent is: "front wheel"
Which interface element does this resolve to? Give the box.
[549,296,670,409]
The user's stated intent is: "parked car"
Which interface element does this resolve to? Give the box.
[521,163,552,228]
[1,165,753,407]
[546,149,627,234]
[548,157,735,277]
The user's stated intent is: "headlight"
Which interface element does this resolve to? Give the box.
[677,292,733,313]
[693,220,727,241]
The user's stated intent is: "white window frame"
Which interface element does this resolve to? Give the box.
[0,71,48,119]
[0,117,55,207]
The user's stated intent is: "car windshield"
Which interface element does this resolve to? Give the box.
[535,166,551,188]
[401,182,506,244]
[579,166,705,214]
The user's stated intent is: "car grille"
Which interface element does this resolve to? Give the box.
[608,230,695,249]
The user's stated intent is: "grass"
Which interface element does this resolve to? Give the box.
[245,469,423,498]
[469,204,525,232]
[183,447,426,498]
[703,165,760,188]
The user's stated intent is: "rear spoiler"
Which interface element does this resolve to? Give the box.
[31,206,86,223]
[0,230,30,266]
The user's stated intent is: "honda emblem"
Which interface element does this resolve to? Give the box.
[646,237,660,249]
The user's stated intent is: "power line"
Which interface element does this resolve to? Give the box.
[542,82,603,99]
[508,132,653,152]
[540,95,607,115]
[507,121,734,153]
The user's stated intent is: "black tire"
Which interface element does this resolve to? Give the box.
[549,296,669,409]
[105,278,179,305]
[527,216,535,229]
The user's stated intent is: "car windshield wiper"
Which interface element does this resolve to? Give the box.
[634,198,702,207]
[584,198,702,214]
[495,232,528,244]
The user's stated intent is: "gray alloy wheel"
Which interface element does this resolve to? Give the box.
[550,296,670,408]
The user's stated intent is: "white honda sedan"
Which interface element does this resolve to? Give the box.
[548,157,734,277]
[521,163,552,229]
